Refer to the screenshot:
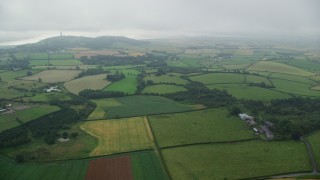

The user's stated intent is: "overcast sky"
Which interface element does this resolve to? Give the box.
[0,0,319,45]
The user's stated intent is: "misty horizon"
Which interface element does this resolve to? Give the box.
[1,0,319,45]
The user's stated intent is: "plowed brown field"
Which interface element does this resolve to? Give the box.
[85,156,133,180]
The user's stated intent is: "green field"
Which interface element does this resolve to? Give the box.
[271,79,320,97]
[286,59,320,72]
[222,63,250,70]
[270,73,316,84]
[245,74,272,86]
[29,53,49,60]
[311,85,320,91]
[0,82,27,99]
[247,61,314,76]
[207,84,291,101]
[131,151,168,180]
[95,96,202,119]
[189,73,245,84]
[0,104,60,131]
[21,70,81,83]
[150,108,255,147]
[49,53,74,59]
[87,98,121,120]
[142,84,187,94]
[23,91,72,103]
[30,59,82,66]
[307,131,320,171]
[163,141,311,179]
[64,74,111,94]
[103,69,139,94]
[2,122,97,161]
[81,117,153,156]
[0,70,41,82]
[144,73,188,85]
[0,156,89,180]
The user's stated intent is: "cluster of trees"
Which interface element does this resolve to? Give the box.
[247,82,274,88]
[80,55,146,66]
[77,68,105,78]
[136,73,146,94]
[263,98,320,140]
[79,89,125,99]
[0,108,79,148]
[0,96,96,149]
[106,72,125,82]
[166,81,235,107]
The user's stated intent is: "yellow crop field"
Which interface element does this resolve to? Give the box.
[81,117,154,156]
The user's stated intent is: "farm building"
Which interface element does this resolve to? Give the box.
[239,113,253,121]
[44,86,61,93]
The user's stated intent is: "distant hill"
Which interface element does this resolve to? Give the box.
[13,36,149,52]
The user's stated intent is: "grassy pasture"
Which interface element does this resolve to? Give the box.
[286,59,320,72]
[23,92,72,103]
[21,70,80,83]
[189,73,245,84]
[144,73,188,85]
[222,64,250,70]
[0,82,27,99]
[103,69,139,94]
[246,74,272,86]
[207,84,291,101]
[271,79,320,97]
[104,95,202,119]
[247,61,314,76]
[142,84,187,94]
[217,57,255,65]
[131,151,168,180]
[270,73,316,84]
[2,122,97,161]
[0,156,89,180]
[0,70,40,82]
[30,59,82,66]
[64,74,111,94]
[163,141,311,180]
[49,53,74,59]
[307,132,320,171]
[0,104,60,132]
[149,108,255,147]
[81,117,153,156]
[29,53,49,60]
[88,98,122,120]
